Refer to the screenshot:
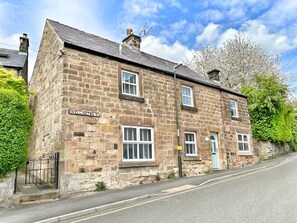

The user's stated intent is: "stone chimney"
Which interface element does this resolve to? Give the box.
[207,69,220,82]
[19,33,29,53]
[19,33,29,84]
[122,28,141,51]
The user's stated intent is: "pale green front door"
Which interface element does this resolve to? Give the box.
[210,133,220,169]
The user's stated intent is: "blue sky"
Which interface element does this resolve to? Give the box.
[1,0,297,93]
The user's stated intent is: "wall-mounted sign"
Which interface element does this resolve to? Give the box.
[74,132,85,137]
[68,109,100,117]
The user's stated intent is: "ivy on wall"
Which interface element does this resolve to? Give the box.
[0,68,33,178]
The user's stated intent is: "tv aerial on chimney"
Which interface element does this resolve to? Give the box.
[139,22,152,38]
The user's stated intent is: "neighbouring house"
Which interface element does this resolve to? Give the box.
[29,19,256,195]
[0,34,29,83]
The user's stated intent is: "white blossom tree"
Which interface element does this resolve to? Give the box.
[187,34,289,90]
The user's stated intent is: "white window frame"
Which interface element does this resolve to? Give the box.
[121,70,139,96]
[122,125,154,162]
[184,131,197,156]
[237,133,250,152]
[181,85,194,107]
[230,99,238,118]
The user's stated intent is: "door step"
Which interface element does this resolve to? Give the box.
[16,184,60,204]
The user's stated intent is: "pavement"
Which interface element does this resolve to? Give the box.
[0,152,296,223]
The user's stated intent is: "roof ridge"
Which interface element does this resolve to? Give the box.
[47,19,120,47]
[47,19,182,68]
[44,19,244,97]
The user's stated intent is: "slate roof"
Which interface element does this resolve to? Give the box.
[0,48,27,69]
[47,19,245,97]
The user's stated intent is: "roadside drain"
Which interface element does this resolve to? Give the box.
[161,184,197,193]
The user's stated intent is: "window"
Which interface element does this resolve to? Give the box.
[230,99,238,118]
[122,126,154,161]
[184,132,197,156]
[182,85,193,107]
[121,70,138,96]
[237,133,249,152]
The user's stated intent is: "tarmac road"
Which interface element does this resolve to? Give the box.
[69,157,297,223]
[0,153,296,223]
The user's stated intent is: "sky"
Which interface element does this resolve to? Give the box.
[1,0,297,93]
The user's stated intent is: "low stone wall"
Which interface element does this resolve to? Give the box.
[253,140,290,160]
[0,173,16,210]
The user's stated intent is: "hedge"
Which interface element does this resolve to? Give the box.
[0,69,33,177]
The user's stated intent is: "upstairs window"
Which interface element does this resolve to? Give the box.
[182,85,193,107]
[237,133,249,152]
[184,132,197,156]
[230,99,238,118]
[122,126,154,161]
[121,70,138,96]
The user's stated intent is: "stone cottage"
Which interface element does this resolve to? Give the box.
[29,19,256,195]
[0,34,29,83]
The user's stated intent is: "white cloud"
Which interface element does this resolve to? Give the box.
[171,19,188,30]
[228,7,245,20]
[217,28,238,47]
[166,0,188,12]
[241,20,297,53]
[201,9,224,22]
[141,36,194,63]
[214,19,297,54]
[196,23,220,44]
[259,0,297,29]
[123,0,163,17]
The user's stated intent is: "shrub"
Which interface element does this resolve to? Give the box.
[95,181,107,191]
[0,68,33,178]
[167,171,176,179]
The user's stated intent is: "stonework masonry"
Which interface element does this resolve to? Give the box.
[0,173,17,210]
[29,21,256,196]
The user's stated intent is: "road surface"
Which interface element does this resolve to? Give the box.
[69,157,297,223]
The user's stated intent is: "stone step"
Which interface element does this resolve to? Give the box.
[19,190,60,204]
[16,184,60,204]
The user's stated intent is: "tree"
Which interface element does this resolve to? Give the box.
[188,34,287,90]
[241,74,294,143]
[0,68,33,178]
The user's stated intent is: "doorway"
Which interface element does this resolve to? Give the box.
[210,133,220,169]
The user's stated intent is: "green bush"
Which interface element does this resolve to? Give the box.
[95,181,107,191]
[241,74,295,143]
[167,171,176,179]
[0,68,33,178]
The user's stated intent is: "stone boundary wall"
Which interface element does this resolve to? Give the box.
[253,140,290,160]
[0,173,16,210]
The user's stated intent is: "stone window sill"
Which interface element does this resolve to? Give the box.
[238,151,253,156]
[118,161,159,168]
[183,156,202,162]
[231,116,241,121]
[119,94,145,103]
[181,105,198,113]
